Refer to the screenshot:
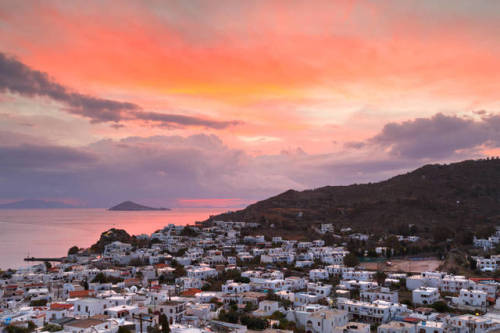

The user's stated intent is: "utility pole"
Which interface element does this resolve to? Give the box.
[132,313,154,333]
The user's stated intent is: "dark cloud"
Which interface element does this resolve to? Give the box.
[0,52,138,122]
[0,133,431,208]
[0,52,240,129]
[134,111,242,129]
[0,144,96,170]
[369,113,500,159]
[2,114,499,207]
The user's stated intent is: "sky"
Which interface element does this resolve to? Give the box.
[0,0,499,208]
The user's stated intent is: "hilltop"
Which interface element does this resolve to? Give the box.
[206,159,500,238]
[108,201,170,211]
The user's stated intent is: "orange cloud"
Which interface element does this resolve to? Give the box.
[1,1,499,154]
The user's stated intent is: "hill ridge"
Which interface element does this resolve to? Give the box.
[206,159,500,236]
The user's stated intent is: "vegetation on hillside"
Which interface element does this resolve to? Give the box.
[207,159,500,239]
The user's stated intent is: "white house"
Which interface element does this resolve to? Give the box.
[412,287,439,305]
[285,277,307,291]
[452,289,487,309]
[337,298,407,324]
[253,300,279,317]
[416,321,445,333]
[287,308,349,333]
[320,224,334,234]
[296,260,314,268]
[342,270,375,281]
[186,266,218,280]
[475,257,500,272]
[307,282,332,297]
[158,300,186,325]
[448,314,500,333]
[222,281,251,294]
[360,287,398,303]
[294,292,323,306]
[440,275,471,293]
[310,269,329,281]
[73,297,108,317]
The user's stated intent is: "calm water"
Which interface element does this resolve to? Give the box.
[0,208,225,270]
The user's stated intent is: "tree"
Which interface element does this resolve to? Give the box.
[42,324,62,332]
[159,314,170,333]
[81,279,89,290]
[343,253,359,267]
[180,227,198,237]
[457,231,473,246]
[173,265,186,279]
[431,301,450,313]
[218,310,239,324]
[30,299,48,306]
[6,322,36,333]
[68,246,80,255]
[240,315,268,330]
[27,322,36,332]
[244,302,256,312]
[374,271,387,285]
[92,272,108,284]
[432,226,452,243]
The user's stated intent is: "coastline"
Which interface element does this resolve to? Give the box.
[0,207,225,270]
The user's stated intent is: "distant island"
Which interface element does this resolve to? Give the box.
[108,201,170,211]
[0,199,77,209]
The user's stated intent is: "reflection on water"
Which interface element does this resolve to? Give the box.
[0,208,225,269]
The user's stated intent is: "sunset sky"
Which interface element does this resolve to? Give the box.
[1,1,500,208]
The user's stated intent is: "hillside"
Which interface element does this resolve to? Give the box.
[0,199,76,209]
[207,159,500,237]
[108,201,170,211]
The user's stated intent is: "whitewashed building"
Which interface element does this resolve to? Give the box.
[412,287,439,305]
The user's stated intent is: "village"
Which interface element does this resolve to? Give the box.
[2,221,500,333]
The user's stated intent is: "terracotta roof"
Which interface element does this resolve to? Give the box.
[69,290,93,298]
[155,263,169,269]
[470,277,500,282]
[403,317,420,323]
[50,303,73,310]
[181,288,202,297]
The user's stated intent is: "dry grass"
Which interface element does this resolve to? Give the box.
[360,258,442,273]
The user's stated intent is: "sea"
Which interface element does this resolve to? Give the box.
[0,208,226,270]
